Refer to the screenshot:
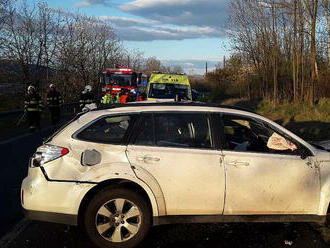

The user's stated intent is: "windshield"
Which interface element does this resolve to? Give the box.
[148,83,190,99]
[105,73,136,87]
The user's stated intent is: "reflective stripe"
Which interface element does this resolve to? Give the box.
[27,108,39,111]
[30,101,38,104]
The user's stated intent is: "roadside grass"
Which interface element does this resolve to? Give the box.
[257,98,330,125]
[220,98,330,141]
[221,98,330,123]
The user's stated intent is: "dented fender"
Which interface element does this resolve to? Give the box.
[78,162,162,216]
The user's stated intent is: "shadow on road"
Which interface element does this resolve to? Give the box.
[5,221,329,248]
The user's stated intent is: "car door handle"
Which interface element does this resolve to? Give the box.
[137,156,160,163]
[227,161,249,167]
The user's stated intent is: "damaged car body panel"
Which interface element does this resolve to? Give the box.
[39,108,165,217]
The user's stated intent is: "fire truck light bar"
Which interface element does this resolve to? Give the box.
[104,68,134,74]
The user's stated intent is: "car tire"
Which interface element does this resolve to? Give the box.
[83,186,151,248]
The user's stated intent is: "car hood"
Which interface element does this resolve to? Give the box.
[312,140,330,163]
[310,140,330,152]
[316,140,330,150]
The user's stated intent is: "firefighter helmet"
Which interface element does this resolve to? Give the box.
[85,85,92,92]
[27,85,35,93]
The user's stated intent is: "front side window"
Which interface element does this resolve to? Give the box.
[76,115,136,144]
[221,115,299,155]
[155,113,212,149]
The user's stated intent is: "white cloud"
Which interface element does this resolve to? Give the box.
[91,0,230,41]
[162,59,219,75]
[184,62,195,67]
[119,0,230,27]
[75,0,111,8]
[114,25,224,41]
[99,16,159,27]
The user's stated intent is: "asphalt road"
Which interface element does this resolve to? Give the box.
[0,127,58,237]
[1,221,329,248]
[0,116,329,248]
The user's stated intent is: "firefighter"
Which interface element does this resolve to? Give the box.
[47,84,63,125]
[24,85,43,131]
[79,85,94,110]
[120,89,128,103]
[102,90,114,104]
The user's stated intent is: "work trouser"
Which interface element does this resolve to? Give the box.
[27,111,40,131]
[49,107,61,125]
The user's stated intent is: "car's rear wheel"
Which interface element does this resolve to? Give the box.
[84,187,151,248]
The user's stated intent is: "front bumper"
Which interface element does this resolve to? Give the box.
[21,167,96,226]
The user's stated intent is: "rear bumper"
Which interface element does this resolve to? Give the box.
[21,167,96,225]
[24,209,78,226]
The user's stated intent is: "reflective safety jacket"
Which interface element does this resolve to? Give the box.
[79,92,94,108]
[102,93,114,104]
[120,94,128,104]
[47,90,63,108]
[24,93,43,112]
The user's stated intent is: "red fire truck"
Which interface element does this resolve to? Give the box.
[101,67,139,97]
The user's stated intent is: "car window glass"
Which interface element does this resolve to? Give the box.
[134,115,154,146]
[155,113,212,149]
[77,115,135,144]
[222,115,298,155]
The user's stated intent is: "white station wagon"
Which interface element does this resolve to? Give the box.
[21,102,330,248]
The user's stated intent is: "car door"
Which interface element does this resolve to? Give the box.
[217,113,320,215]
[126,112,225,215]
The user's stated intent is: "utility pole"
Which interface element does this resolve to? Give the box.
[205,62,208,74]
[223,56,226,68]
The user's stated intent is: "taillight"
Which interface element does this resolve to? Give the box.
[30,144,69,168]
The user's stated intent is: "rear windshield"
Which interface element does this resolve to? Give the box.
[75,114,138,144]
[149,83,190,99]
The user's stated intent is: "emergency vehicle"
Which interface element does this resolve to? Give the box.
[101,67,139,98]
[147,72,192,101]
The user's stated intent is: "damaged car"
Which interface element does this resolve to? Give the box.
[21,102,330,248]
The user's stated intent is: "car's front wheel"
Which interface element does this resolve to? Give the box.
[84,187,151,248]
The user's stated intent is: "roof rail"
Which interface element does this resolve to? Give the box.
[94,101,257,114]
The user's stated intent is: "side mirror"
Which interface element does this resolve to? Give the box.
[81,149,102,166]
[299,149,309,160]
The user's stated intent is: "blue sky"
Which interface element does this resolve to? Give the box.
[28,0,231,74]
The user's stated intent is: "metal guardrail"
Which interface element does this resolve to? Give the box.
[0,102,79,119]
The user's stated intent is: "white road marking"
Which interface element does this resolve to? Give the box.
[0,218,30,248]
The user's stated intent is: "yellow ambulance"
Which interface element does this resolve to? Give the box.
[147,73,192,101]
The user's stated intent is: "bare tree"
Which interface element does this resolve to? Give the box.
[321,0,330,65]
[303,0,319,103]
[143,57,162,75]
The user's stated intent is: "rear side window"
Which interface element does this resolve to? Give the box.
[134,115,154,146]
[155,113,212,149]
[134,113,213,149]
[76,115,136,144]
